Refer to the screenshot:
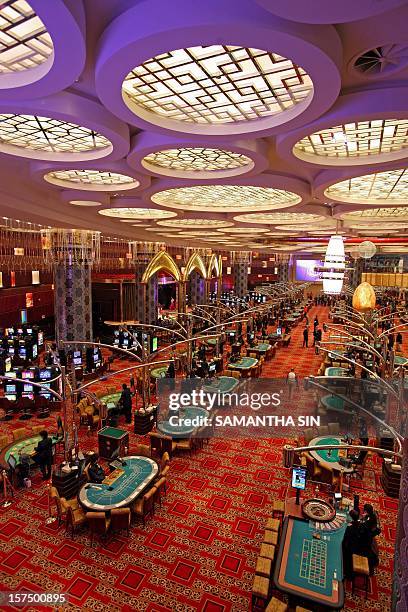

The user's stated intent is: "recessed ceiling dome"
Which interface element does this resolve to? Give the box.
[142,147,253,177]
[44,169,138,191]
[151,185,301,213]
[294,119,408,165]
[325,169,408,204]
[122,45,313,133]
[156,218,233,229]
[233,211,323,224]
[99,208,177,219]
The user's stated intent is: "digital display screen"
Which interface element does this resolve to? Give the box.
[5,357,11,372]
[123,339,129,347]
[22,393,34,400]
[151,337,158,352]
[39,369,52,380]
[295,259,323,282]
[26,328,33,335]
[37,332,44,346]
[5,384,16,393]
[276,327,282,336]
[17,328,23,335]
[7,371,17,378]
[22,370,34,379]
[32,344,37,358]
[209,363,216,373]
[40,392,51,399]
[114,339,119,345]
[73,350,81,358]
[93,354,99,363]
[18,347,26,357]
[9,347,14,355]
[23,383,33,392]
[73,357,82,365]
[7,327,14,335]
[292,466,307,490]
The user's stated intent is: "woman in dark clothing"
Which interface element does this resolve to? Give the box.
[33,430,53,480]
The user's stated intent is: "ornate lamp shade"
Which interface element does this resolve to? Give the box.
[322,235,345,295]
[358,240,376,259]
[352,281,376,312]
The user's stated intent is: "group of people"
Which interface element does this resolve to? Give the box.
[342,503,380,578]
[302,315,322,352]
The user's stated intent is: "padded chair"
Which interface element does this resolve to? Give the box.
[49,486,78,525]
[328,422,340,435]
[131,489,156,526]
[12,428,28,442]
[0,434,9,449]
[161,435,176,457]
[175,437,194,456]
[149,432,163,457]
[86,511,111,544]
[152,476,167,507]
[265,597,288,612]
[110,508,131,537]
[65,506,87,537]
[31,425,44,435]
[251,574,270,610]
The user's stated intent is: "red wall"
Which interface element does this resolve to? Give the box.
[0,284,54,327]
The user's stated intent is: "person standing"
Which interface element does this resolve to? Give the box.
[286,368,298,399]
[120,383,133,424]
[302,326,309,348]
[33,430,53,480]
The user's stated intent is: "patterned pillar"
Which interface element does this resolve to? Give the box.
[135,262,147,322]
[190,271,206,305]
[349,258,365,289]
[278,261,289,282]
[54,263,93,344]
[393,436,408,611]
[145,275,158,324]
[233,262,248,298]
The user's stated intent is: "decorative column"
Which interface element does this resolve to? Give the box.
[349,257,365,290]
[232,251,251,298]
[131,242,162,323]
[393,436,408,611]
[190,270,206,305]
[42,229,99,345]
[277,256,290,282]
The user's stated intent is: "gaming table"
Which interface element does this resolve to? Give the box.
[324,367,349,377]
[274,516,345,609]
[320,395,353,417]
[203,376,240,395]
[228,356,258,374]
[150,366,168,379]
[248,342,271,356]
[100,392,121,410]
[309,436,354,473]
[158,405,208,438]
[394,355,408,366]
[78,455,158,511]
[0,434,58,469]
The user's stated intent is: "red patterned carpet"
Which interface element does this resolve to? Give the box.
[0,306,398,611]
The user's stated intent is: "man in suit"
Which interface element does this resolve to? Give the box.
[88,454,105,484]
[33,430,53,480]
[120,383,133,424]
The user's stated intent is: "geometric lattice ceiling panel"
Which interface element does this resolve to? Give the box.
[44,169,138,191]
[233,211,324,224]
[156,218,234,229]
[294,119,408,164]
[340,207,408,221]
[122,45,313,128]
[0,114,111,154]
[151,185,301,213]
[0,1,53,73]
[325,169,408,204]
[98,208,177,219]
[143,147,252,174]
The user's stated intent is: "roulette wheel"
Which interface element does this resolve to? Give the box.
[302,498,336,522]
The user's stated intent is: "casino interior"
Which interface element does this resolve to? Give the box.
[1,1,408,611]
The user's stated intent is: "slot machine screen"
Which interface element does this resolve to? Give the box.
[26,328,33,335]
[276,327,282,336]
[5,394,16,401]
[17,328,23,335]
[122,339,129,347]
[7,327,14,336]
[8,347,14,356]
[22,370,34,379]
[32,344,38,359]
[150,337,158,352]
[5,357,11,372]
[5,383,16,394]
[18,347,27,358]
[73,350,81,359]
[73,357,82,366]
[7,370,17,379]
[23,383,33,393]
[37,331,44,346]
[39,368,52,380]
[291,466,307,490]
[114,337,120,345]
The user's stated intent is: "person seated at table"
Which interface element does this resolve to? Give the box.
[88,453,106,484]
[33,430,53,480]
[166,361,175,379]
[248,335,256,348]
[197,356,209,378]
[229,353,239,364]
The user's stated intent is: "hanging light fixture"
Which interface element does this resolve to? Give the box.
[320,234,346,295]
[352,281,376,312]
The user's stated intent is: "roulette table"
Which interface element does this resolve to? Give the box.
[0,434,58,469]
[302,498,336,522]
[228,356,258,372]
[274,516,345,609]
[203,376,239,395]
[324,367,349,377]
[157,405,208,438]
[151,366,168,379]
[79,455,158,511]
[309,436,354,473]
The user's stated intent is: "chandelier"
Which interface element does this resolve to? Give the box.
[320,235,346,295]
[41,229,101,268]
[231,250,252,264]
[130,241,166,265]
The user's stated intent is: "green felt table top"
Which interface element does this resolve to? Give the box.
[277,517,345,605]
[5,435,58,465]
[151,366,168,378]
[311,436,343,463]
[228,356,258,370]
[203,376,239,394]
[79,456,158,511]
[320,395,352,414]
[158,406,208,437]
[205,338,217,345]
[252,343,271,352]
[394,355,408,366]
[325,367,349,377]
[98,426,128,440]
[100,392,121,407]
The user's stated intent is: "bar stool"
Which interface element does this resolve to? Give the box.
[263,530,279,546]
[252,575,269,610]
[352,554,370,598]
[265,597,288,612]
[259,543,275,561]
[255,556,272,578]
[271,500,285,520]
[266,518,280,533]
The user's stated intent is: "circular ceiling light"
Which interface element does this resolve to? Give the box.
[122,45,313,134]
[340,206,408,221]
[234,211,324,224]
[156,218,233,229]
[98,208,177,219]
[0,3,52,75]
[142,147,253,177]
[120,219,143,223]
[44,169,138,191]
[274,224,333,232]
[325,168,408,204]
[69,200,102,207]
[151,185,301,213]
[216,227,266,234]
[349,223,405,230]
[0,114,111,157]
[358,229,399,235]
[294,119,408,165]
